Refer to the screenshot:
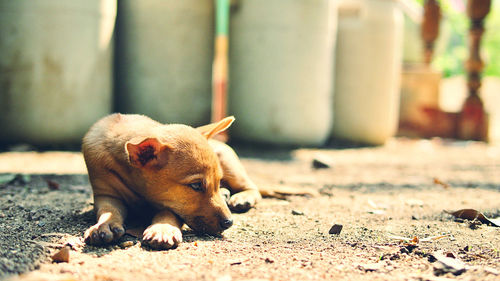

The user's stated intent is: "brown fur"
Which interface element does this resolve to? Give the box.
[82,114,261,249]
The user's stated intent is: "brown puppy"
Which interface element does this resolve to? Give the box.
[82,114,261,249]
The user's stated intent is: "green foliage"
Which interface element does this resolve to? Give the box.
[483,5,500,77]
[414,0,500,77]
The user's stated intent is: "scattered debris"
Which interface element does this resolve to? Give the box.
[120,241,135,249]
[357,262,382,272]
[264,257,275,264]
[367,209,385,215]
[64,237,85,251]
[367,200,388,210]
[431,251,467,276]
[388,234,449,254]
[405,199,424,207]
[445,252,456,258]
[445,209,500,227]
[482,267,499,276]
[468,220,482,229]
[259,185,320,199]
[380,252,401,261]
[388,234,449,244]
[400,244,418,254]
[312,155,333,169]
[329,224,343,235]
[366,200,388,214]
[319,185,334,197]
[46,179,60,190]
[291,210,304,216]
[433,178,450,189]
[228,258,248,266]
[51,246,70,263]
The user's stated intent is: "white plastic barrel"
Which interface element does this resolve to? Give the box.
[115,0,214,126]
[229,0,337,146]
[332,0,403,145]
[0,0,116,145]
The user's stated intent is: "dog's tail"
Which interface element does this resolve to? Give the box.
[258,185,319,200]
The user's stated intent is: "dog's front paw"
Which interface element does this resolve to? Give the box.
[84,222,125,245]
[142,224,183,250]
[228,189,262,213]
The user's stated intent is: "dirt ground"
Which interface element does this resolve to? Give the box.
[0,138,499,281]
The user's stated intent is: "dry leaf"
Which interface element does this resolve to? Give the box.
[431,251,467,276]
[445,209,500,227]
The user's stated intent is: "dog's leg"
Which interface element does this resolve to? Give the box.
[84,195,127,245]
[142,209,183,250]
[209,140,262,213]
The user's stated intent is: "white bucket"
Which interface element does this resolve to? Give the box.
[0,0,116,145]
[115,0,214,126]
[332,0,403,145]
[229,0,337,146]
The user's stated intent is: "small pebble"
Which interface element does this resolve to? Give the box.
[329,224,343,235]
[312,156,333,169]
[291,210,304,216]
[51,246,70,263]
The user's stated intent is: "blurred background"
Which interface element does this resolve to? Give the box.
[0,0,498,149]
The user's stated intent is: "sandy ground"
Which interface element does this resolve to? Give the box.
[0,138,499,281]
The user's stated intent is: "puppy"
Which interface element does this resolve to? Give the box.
[82,114,261,249]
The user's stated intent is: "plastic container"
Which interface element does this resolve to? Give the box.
[115,0,214,126]
[0,0,116,145]
[332,0,403,145]
[229,0,337,146]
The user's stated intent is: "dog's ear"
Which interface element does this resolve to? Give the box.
[196,116,235,139]
[125,137,172,168]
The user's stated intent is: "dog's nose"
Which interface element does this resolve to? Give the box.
[220,219,233,230]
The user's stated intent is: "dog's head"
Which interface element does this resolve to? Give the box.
[125,117,235,235]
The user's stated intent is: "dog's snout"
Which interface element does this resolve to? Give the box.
[220,218,233,230]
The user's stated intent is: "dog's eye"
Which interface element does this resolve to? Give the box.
[188,182,204,192]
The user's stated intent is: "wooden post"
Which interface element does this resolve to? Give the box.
[458,0,491,140]
[421,0,441,65]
